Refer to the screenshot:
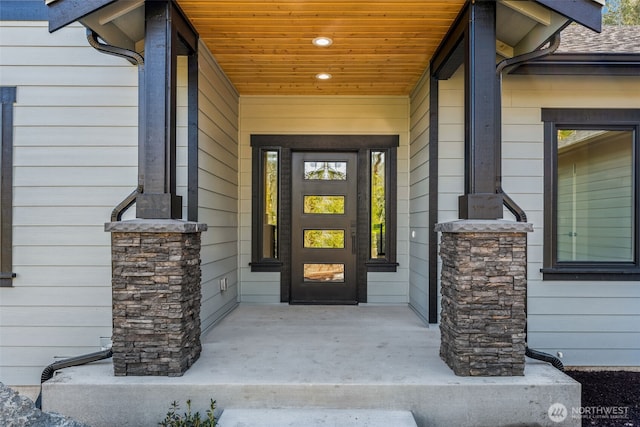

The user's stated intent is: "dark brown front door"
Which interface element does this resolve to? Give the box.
[291,152,358,304]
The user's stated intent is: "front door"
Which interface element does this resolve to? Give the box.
[291,152,358,304]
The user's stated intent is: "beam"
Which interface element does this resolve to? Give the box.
[459,0,503,219]
[535,0,602,33]
[500,0,551,26]
[136,1,182,219]
[48,0,116,33]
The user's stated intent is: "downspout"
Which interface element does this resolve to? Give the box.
[35,30,145,409]
[35,348,113,409]
[495,33,562,222]
[86,29,144,221]
[495,34,564,371]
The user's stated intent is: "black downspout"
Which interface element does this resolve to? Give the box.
[495,34,564,371]
[34,29,146,410]
[86,29,145,221]
[35,349,113,409]
[495,34,562,223]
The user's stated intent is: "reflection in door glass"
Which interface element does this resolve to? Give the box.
[304,195,345,214]
[371,151,386,258]
[303,264,345,282]
[304,230,345,248]
[263,150,278,258]
[304,161,347,180]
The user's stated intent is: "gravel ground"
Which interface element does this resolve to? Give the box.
[566,370,640,427]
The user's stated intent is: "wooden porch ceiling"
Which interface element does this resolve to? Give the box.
[176,1,466,95]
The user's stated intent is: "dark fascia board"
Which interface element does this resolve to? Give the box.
[251,134,399,149]
[48,0,117,33]
[534,0,602,33]
[430,2,469,80]
[0,0,48,21]
[510,53,640,76]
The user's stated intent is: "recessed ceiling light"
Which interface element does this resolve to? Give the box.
[315,73,332,80]
[312,37,333,47]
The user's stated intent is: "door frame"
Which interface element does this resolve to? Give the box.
[250,134,399,303]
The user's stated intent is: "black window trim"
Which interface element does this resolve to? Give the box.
[542,108,640,281]
[250,135,399,302]
[250,145,284,272]
[1,87,17,287]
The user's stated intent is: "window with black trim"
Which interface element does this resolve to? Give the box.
[1,87,17,287]
[366,147,397,272]
[542,108,640,280]
[250,135,398,274]
[250,146,282,271]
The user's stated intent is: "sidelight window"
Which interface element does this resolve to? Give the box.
[1,87,16,287]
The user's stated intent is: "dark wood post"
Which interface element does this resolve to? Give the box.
[458,0,503,220]
[135,1,182,219]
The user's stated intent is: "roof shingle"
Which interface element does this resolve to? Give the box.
[558,24,640,53]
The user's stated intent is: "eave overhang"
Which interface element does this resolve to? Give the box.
[535,0,602,33]
[432,0,604,80]
[47,0,604,96]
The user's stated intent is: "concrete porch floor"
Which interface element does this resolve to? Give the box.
[42,304,580,427]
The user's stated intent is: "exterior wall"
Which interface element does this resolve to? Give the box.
[195,41,240,333]
[408,73,431,322]
[239,96,410,304]
[503,73,640,367]
[0,21,137,385]
[434,67,640,366]
[0,22,240,385]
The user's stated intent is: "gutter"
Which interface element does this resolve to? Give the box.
[495,34,564,371]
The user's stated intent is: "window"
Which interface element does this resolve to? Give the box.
[1,87,17,287]
[366,149,397,271]
[542,109,640,280]
[250,135,398,274]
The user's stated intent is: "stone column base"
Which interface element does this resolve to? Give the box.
[435,220,533,376]
[105,219,208,377]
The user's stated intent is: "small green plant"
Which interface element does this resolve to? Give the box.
[159,399,217,427]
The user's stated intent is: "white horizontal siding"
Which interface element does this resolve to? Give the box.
[196,40,240,334]
[408,71,431,322]
[503,74,640,367]
[0,22,138,385]
[433,69,640,366]
[239,95,410,304]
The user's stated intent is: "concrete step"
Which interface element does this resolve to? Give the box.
[218,408,418,427]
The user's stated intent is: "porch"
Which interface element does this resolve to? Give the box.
[41,304,580,427]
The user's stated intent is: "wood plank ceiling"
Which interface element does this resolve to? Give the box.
[177,1,466,95]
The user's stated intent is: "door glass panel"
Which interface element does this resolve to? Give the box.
[303,264,345,282]
[304,195,345,214]
[304,230,345,248]
[304,161,347,180]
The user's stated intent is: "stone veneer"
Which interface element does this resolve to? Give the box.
[105,220,208,376]
[435,220,533,376]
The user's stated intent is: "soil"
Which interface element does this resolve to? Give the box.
[565,370,640,427]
